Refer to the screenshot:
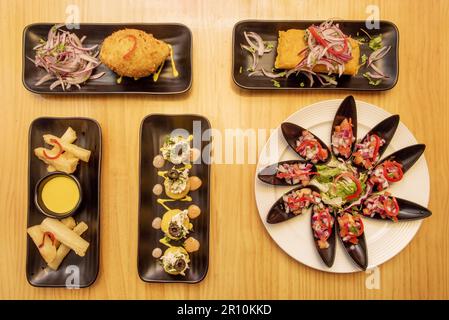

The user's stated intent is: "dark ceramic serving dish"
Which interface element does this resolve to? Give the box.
[23,23,192,95]
[138,114,211,283]
[27,117,101,287]
[232,20,399,91]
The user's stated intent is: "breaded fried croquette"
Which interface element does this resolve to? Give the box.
[100,29,170,79]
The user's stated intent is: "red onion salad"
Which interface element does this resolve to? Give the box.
[240,21,354,87]
[286,20,353,86]
[27,24,105,90]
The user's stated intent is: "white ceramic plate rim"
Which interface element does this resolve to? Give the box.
[254,99,430,273]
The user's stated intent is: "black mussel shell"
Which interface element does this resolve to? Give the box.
[396,198,432,220]
[267,185,321,224]
[361,196,432,222]
[258,160,317,186]
[379,144,426,173]
[311,208,336,267]
[370,144,426,192]
[336,214,368,270]
[281,122,331,164]
[330,95,357,160]
[352,115,400,170]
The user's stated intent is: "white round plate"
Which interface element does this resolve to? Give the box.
[254,99,430,273]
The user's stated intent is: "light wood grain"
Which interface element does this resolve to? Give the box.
[1,0,448,299]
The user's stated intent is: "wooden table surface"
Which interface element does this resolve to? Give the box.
[1,0,448,300]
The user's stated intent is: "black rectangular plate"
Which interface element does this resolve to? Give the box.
[23,23,192,95]
[138,114,211,283]
[27,118,102,288]
[233,20,399,91]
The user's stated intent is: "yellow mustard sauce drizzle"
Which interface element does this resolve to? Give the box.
[159,237,172,248]
[181,195,192,202]
[157,198,175,211]
[168,44,179,78]
[157,197,192,211]
[153,59,165,82]
[158,170,168,178]
[179,163,192,170]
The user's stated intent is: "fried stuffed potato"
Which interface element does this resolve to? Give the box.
[100,29,170,79]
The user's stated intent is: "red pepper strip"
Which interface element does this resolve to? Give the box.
[38,232,56,248]
[371,134,381,162]
[308,26,348,57]
[384,196,399,219]
[355,216,364,236]
[334,173,362,201]
[43,138,63,160]
[123,35,137,60]
[382,160,404,182]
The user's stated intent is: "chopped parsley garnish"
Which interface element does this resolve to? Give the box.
[361,54,368,66]
[272,80,281,88]
[265,42,274,49]
[369,35,383,51]
[363,73,382,86]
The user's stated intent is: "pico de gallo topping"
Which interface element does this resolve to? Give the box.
[331,118,355,159]
[282,188,321,215]
[338,212,364,244]
[353,134,385,170]
[368,160,403,190]
[276,162,316,186]
[295,130,328,164]
[312,204,334,249]
[362,192,400,222]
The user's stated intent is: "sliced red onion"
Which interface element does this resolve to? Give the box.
[89,72,106,80]
[35,74,55,86]
[248,70,263,77]
[261,68,286,78]
[240,44,258,71]
[244,31,264,56]
[370,63,389,78]
[367,46,391,67]
[364,71,385,79]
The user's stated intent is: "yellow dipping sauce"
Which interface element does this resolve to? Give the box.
[41,176,80,214]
